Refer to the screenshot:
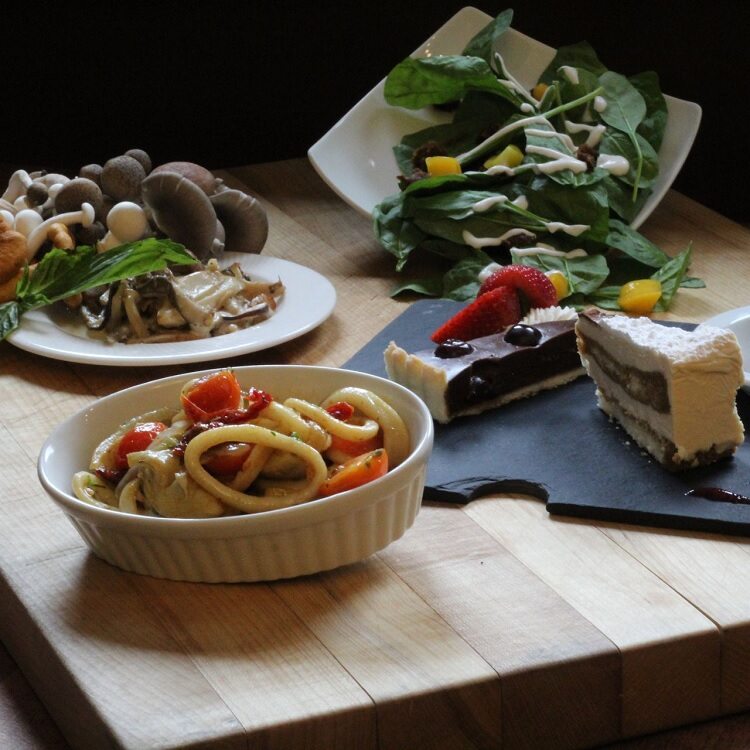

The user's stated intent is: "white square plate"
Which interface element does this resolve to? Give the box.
[308,6,701,229]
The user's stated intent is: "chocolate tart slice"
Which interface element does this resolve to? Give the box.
[384,317,584,423]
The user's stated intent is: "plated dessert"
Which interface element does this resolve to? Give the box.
[576,310,745,471]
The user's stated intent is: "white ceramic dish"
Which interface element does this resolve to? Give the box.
[701,307,750,389]
[308,6,702,229]
[38,365,434,582]
[7,254,336,366]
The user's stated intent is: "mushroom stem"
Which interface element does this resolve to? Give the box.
[26,202,95,259]
[2,170,32,204]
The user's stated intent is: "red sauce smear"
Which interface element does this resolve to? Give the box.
[685,487,750,505]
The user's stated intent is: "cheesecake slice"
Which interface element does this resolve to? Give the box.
[576,310,745,471]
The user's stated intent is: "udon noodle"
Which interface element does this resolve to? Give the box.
[72,371,410,517]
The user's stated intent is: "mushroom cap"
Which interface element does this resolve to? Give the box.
[210,189,268,254]
[54,178,103,214]
[125,149,152,174]
[13,209,44,237]
[101,156,146,202]
[79,164,103,186]
[106,201,148,242]
[141,171,218,261]
[151,161,218,196]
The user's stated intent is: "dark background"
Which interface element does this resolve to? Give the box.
[2,2,748,220]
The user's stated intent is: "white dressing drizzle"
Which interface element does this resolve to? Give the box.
[525,145,588,174]
[565,121,606,148]
[559,65,579,85]
[525,128,577,152]
[594,96,607,112]
[596,153,630,176]
[511,246,589,258]
[472,195,529,213]
[544,222,589,237]
[520,102,536,114]
[494,53,539,106]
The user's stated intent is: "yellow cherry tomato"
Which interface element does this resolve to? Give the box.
[618,279,662,314]
[425,156,462,176]
[483,144,524,170]
[545,270,569,301]
[532,82,548,101]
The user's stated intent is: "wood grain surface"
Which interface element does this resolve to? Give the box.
[3,159,750,749]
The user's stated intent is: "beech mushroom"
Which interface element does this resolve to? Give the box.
[141,171,217,261]
[54,178,103,215]
[125,149,152,174]
[1,170,32,204]
[210,189,268,254]
[13,209,44,237]
[101,156,146,202]
[26,202,96,259]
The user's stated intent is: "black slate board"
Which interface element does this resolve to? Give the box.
[344,300,750,537]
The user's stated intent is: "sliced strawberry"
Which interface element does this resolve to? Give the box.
[478,264,557,308]
[430,286,521,343]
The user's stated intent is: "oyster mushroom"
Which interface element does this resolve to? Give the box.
[151,161,218,196]
[141,171,217,261]
[210,189,268,254]
[141,170,216,261]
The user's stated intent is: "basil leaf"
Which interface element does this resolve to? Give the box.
[0,301,21,340]
[1,239,197,341]
[462,9,513,66]
[19,239,196,307]
[680,276,706,289]
[384,56,524,110]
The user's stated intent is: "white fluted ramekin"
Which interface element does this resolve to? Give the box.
[38,366,433,582]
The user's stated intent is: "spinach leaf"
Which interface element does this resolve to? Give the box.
[442,256,491,299]
[556,67,601,124]
[604,173,651,223]
[511,251,610,296]
[539,41,608,83]
[630,71,668,152]
[587,285,622,310]
[462,9,513,66]
[391,275,444,298]
[384,56,524,110]
[373,193,427,270]
[600,129,659,188]
[652,244,693,310]
[598,71,647,197]
[606,219,670,267]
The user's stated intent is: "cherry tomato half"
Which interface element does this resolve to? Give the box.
[115,422,167,470]
[201,442,253,476]
[181,370,242,423]
[318,449,389,497]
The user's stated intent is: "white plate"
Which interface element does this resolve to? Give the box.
[308,6,702,229]
[701,307,750,389]
[7,254,336,366]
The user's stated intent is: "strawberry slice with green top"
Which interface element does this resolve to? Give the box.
[478,264,557,308]
[430,285,521,343]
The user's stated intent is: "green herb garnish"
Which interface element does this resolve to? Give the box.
[0,238,196,341]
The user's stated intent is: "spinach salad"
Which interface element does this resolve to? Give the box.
[373,9,702,310]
